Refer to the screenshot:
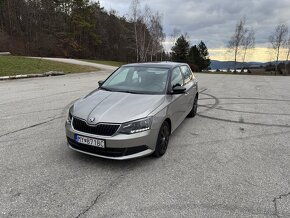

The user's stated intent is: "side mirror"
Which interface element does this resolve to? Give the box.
[172,85,186,94]
[98,80,104,86]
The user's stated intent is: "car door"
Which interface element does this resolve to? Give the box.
[180,65,198,113]
[167,66,188,131]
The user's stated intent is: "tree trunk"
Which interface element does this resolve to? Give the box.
[234,47,238,73]
[150,43,153,61]
[7,0,12,35]
[144,37,152,62]
[0,5,4,31]
[275,46,280,76]
[286,49,290,75]
[134,22,139,62]
[242,46,248,68]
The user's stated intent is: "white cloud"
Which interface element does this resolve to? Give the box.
[97,0,290,61]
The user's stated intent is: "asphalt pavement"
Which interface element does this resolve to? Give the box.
[1,68,290,217]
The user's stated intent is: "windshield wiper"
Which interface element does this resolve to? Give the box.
[117,90,141,94]
[99,86,113,91]
[100,87,143,94]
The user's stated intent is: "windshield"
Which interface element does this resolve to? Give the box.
[101,66,169,94]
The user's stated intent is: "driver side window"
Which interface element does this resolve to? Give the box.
[171,67,183,87]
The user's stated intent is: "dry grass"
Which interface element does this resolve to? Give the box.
[0,56,98,76]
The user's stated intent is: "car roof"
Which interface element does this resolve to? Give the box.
[122,62,187,69]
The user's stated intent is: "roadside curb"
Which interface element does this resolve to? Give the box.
[0,71,65,81]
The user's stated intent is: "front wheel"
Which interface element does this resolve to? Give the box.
[188,95,198,117]
[153,121,170,157]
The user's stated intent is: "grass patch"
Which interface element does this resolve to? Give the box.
[0,56,98,76]
[80,59,125,67]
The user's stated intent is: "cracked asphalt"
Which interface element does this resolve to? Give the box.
[1,70,290,217]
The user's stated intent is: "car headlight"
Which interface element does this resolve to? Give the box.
[66,107,73,124]
[119,117,152,134]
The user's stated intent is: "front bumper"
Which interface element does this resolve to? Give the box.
[65,121,158,160]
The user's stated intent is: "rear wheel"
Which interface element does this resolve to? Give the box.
[153,121,170,157]
[188,95,198,117]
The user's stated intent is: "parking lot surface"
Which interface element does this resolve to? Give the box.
[1,71,290,217]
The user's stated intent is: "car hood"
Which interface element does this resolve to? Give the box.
[73,90,165,124]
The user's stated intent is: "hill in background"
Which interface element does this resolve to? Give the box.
[210,60,264,70]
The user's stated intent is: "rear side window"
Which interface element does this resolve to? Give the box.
[180,65,192,84]
[171,67,183,87]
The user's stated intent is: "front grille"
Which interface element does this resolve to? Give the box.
[72,117,120,136]
[67,137,148,157]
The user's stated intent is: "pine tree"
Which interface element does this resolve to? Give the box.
[197,41,211,70]
[187,42,210,70]
[171,35,190,62]
[188,45,202,66]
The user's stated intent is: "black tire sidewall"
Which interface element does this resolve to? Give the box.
[188,96,198,117]
[153,121,170,157]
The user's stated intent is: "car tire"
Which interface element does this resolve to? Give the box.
[153,121,170,157]
[188,95,198,118]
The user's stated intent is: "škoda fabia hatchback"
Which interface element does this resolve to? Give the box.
[65,62,198,160]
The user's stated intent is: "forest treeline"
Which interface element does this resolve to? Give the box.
[0,0,165,62]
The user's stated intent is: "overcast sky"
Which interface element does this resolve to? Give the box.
[98,0,290,62]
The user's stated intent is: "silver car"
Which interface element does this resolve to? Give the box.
[65,62,198,160]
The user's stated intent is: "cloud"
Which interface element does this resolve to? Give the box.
[98,0,290,61]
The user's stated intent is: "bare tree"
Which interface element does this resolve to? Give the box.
[228,18,248,72]
[242,28,255,65]
[285,36,290,74]
[137,5,152,62]
[129,0,141,62]
[269,24,288,75]
[129,1,165,62]
[149,12,165,61]
[130,3,165,62]
[169,28,181,50]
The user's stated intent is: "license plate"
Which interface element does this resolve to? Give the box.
[74,134,105,148]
